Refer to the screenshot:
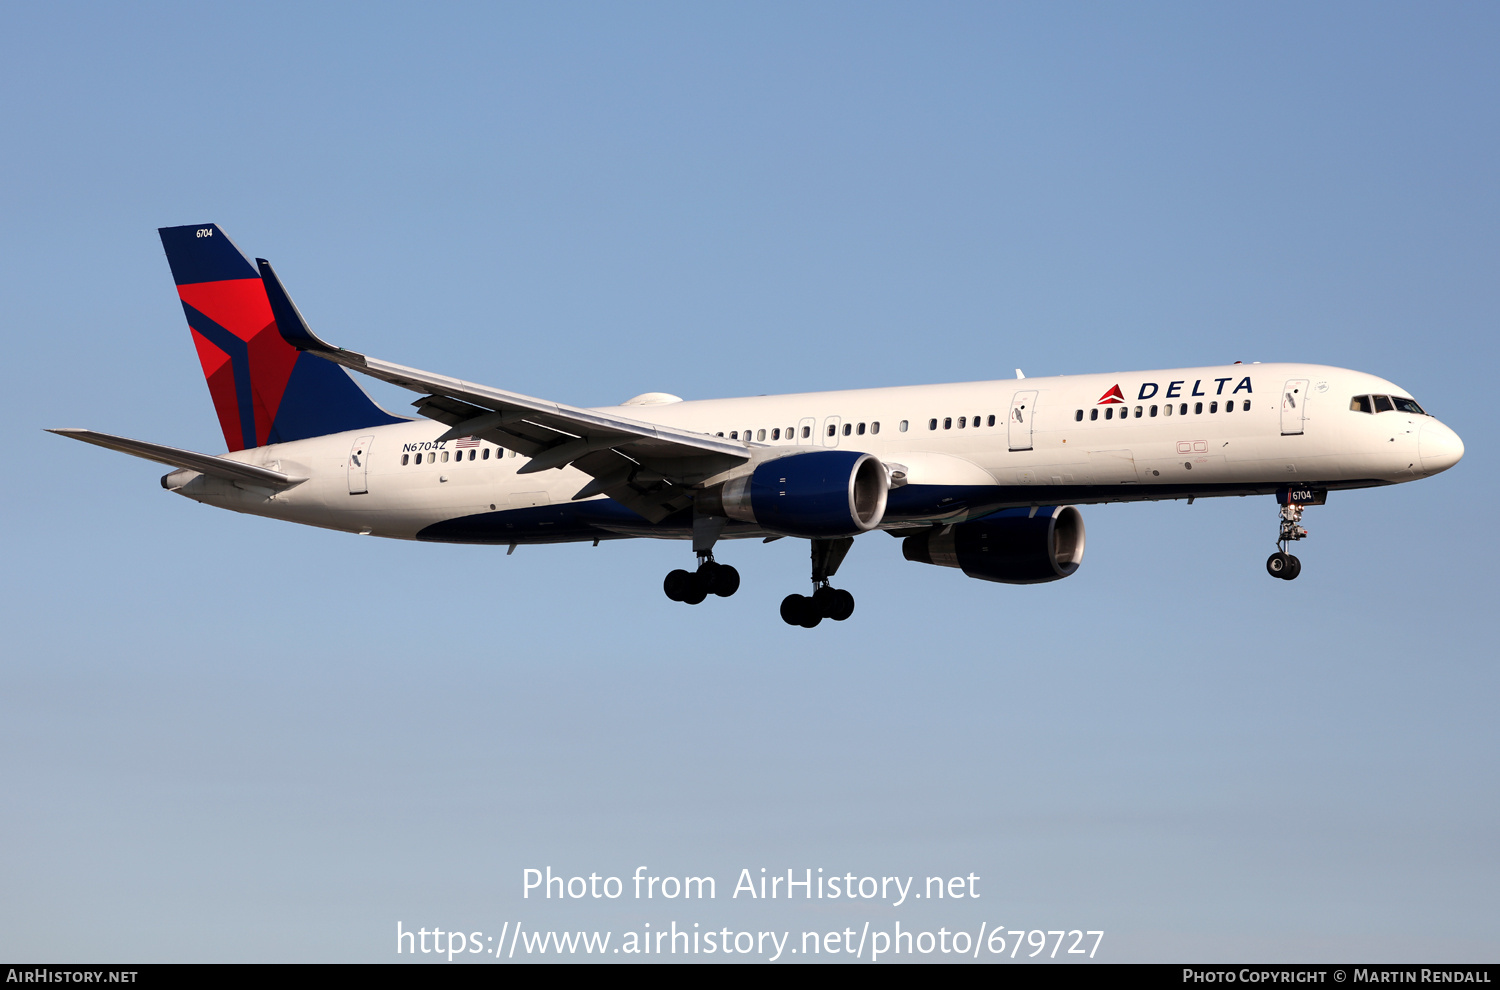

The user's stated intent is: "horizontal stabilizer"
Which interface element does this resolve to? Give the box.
[46,429,305,488]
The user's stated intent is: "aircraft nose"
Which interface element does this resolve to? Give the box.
[1419,420,1464,475]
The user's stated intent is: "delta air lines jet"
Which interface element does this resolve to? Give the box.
[52,224,1465,626]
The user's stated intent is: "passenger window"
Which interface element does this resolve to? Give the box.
[828,424,837,437]
[482,448,490,459]
[1209,401,1217,413]
[1163,404,1172,416]
[1105,407,1113,420]
[898,420,908,432]
[988,414,996,426]
[857,422,866,435]
[470,449,477,460]
[1194,402,1203,415]
[1180,403,1189,416]
[401,454,409,465]
[756,429,765,441]
[958,416,966,428]
[1150,405,1158,417]
[1225,400,1235,413]
[801,426,811,438]
[1090,408,1099,421]
[943,417,952,430]
[842,423,852,436]
[730,431,738,439]
[771,428,780,440]
[929,418,938,430]
[1350,396,1372,413]
[1075,409,1083,421]
[871,422,880,434]
[1373,395,1394,413]
[441,451,449,462]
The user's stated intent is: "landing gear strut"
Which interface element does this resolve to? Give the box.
[781,537,856,628]
[1266,500,1308,581]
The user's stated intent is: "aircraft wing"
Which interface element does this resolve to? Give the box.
[47,429,305,488]
[257,259,749,522]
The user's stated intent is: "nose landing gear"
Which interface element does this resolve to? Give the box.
[780,536,856,628]
[1265,496,1312,581]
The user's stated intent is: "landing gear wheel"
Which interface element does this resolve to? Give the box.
[780,594,821,628]
[708,563,740,597]
[1266,552,1290,579]
[664,569,692,601]
[828,588,855,621]
[812,585,840,617]
[680,571,709,605]
[1281,554,1301,581]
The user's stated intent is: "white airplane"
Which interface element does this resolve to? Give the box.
[52,223,1465,626]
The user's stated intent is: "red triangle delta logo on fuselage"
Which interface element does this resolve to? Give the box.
[1097,384,1125,404]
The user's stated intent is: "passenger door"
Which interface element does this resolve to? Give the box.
[1281,379,1309,436]
[347,435,374,495]
[1008,390,1038,451]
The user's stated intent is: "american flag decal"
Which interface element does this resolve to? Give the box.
[455,436,480,448]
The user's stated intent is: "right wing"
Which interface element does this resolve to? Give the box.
[258,259,750,521]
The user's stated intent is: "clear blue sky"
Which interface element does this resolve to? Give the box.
[1,1,1495,962]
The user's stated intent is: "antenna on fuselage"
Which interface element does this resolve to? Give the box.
[1015,369,1026,379]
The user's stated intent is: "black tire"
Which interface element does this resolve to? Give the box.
[799,608,822,629]
[812,585,840,618]
[1266,552,1288,578]
[780,594,805,626]
[828,588,855,621]
[710,564,740,597]
[664,569,692,601]
[1282,554,1302,581]
[681,572,709,605]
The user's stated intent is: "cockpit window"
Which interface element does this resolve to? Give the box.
[1372,394,1394,413]
[1350,395,1373,413]
[1390,396,1426,415]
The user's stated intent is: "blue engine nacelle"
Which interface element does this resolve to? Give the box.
[718,450,889,538]
[901,506,1085,584]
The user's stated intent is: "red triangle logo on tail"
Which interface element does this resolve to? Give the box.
[1097,384,1125,404]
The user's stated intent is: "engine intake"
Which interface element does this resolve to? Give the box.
[902,505,1085,584]
[716,450,889,538]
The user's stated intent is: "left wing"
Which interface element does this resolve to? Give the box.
[257,259,749,522]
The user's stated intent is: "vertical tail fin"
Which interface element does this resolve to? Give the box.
[158,223,404,451]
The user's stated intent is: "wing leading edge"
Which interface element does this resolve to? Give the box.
[257,259,748,522]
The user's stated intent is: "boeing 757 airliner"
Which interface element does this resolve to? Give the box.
[51,224,1465,626]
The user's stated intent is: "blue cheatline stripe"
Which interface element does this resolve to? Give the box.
[181,301,257,451]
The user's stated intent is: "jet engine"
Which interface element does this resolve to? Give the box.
[901,505,1085,584]
[710,450,890,538]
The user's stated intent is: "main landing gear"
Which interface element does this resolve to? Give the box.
[781,537,856,628]
[664,555,740,604]
[1265,500,1309,581]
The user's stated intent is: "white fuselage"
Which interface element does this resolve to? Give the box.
[167,363,1463,544]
